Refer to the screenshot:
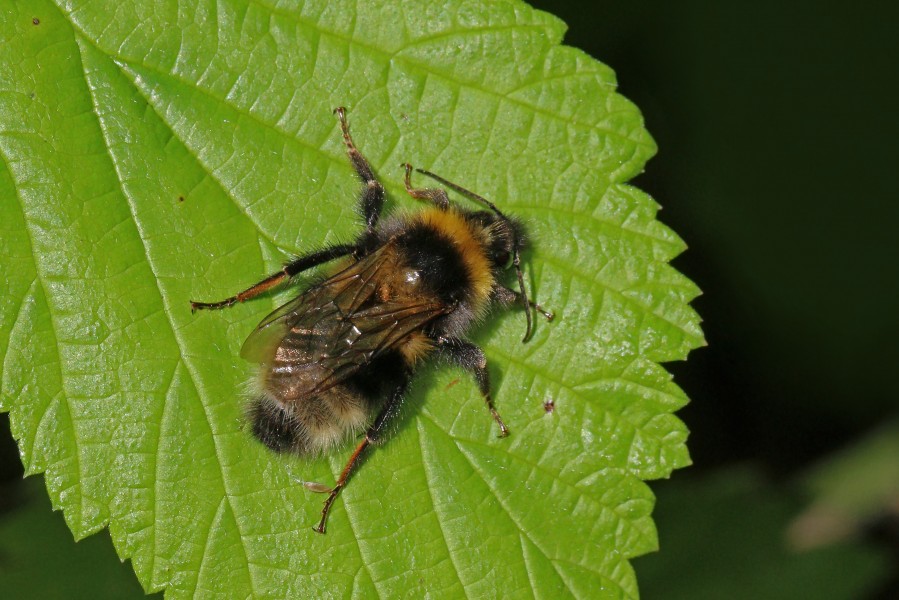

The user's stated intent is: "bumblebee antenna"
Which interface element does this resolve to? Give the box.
[415,168,534,342]
[513,249,533,342]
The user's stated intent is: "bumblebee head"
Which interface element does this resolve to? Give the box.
[474,211,525,272]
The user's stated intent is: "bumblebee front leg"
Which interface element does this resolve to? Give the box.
[314,378,411,534]
[334,107,385,232]
[190,243,356,311]
[435,337,509,437]
[402,163,450,209]
[494,285,555,322]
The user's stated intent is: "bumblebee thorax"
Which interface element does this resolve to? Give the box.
[389,208,494,308]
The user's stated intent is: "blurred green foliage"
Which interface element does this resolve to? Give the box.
[0,474,154,599]
[635,469,889,600]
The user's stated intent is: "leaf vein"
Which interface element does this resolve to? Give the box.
[77,38,259,596]
[415,419,469,593]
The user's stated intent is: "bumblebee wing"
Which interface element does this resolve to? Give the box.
[301,299,447,394]
[239,243,395,364]
[242,246,448,395]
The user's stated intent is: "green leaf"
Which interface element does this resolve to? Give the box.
[0,0,703,597]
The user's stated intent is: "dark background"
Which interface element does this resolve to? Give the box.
[526,1,899,597]
[2,2,897,597]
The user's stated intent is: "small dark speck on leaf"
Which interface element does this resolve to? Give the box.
[177,195,185,202]
[32,18,40,25]
[444,379,460,391]
[543,400,555,414]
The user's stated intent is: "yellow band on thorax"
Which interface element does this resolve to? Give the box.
[415,208,494,308]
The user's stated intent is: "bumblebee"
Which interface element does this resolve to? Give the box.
[191,108,552,533]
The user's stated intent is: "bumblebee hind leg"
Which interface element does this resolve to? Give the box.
[314,377,410,534]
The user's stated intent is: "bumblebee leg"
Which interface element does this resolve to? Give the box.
[435,337,509,437]
[314,378,410,534]
[334,107,385,231]
[494,285,555,321]
[190,243,356,311]
[401,163,450,209]
[314,437,370,534]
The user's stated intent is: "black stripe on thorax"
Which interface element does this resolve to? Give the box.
[393,223,471,304]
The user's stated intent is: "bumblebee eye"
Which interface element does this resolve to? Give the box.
[495,250,511,268]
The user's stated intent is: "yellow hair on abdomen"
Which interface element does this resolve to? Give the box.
[416,207,494,310]
[399,331,434,365]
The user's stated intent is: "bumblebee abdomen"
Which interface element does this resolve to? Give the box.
[249,386,371,455]
[248,396,298,453]
[251,350,409,455]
